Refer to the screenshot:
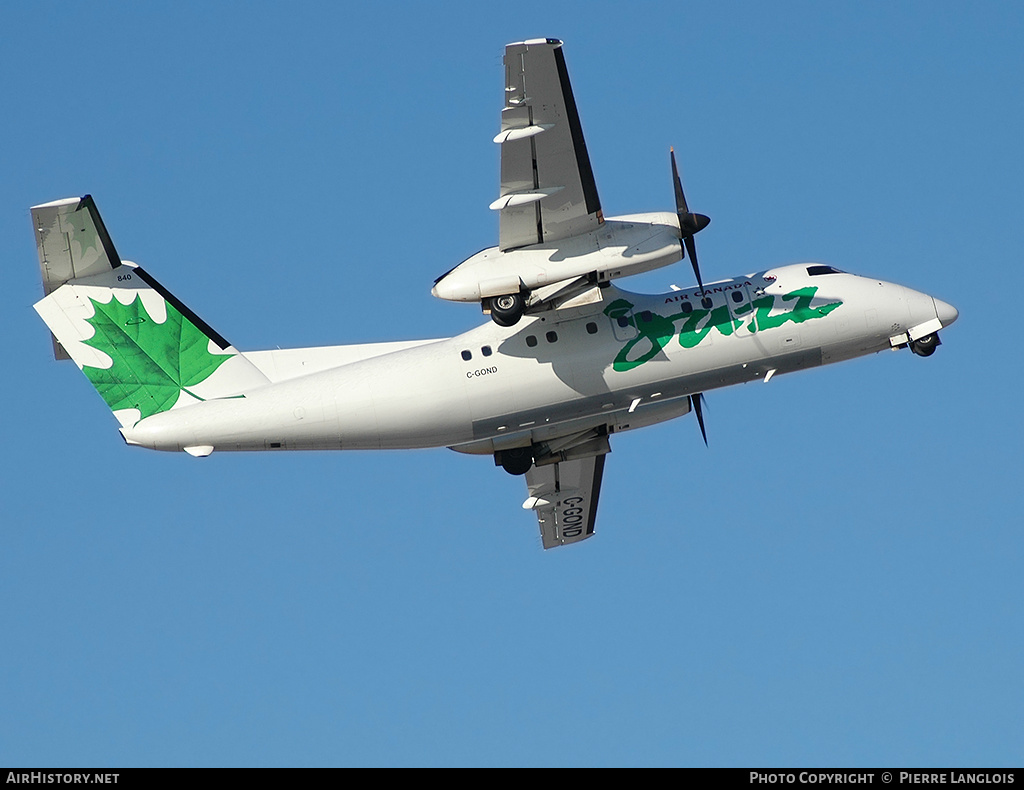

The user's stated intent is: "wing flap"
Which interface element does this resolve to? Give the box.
[524,454,606,549]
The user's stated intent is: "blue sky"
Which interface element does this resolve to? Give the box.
[2,1,1022,767]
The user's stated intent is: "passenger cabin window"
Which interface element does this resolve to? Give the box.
[616,315,630,328]
[701,296,713,309]
[526,335,538,347]
[681,301,693,314]
[731,290,743,303]
[807,265,844,276]
[481,345,492,357]
[586,322,598,334]
[461,350,472,361]
[546,331,558,343]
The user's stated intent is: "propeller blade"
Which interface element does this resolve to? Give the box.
[684,235,704,295]
[670,148,711,294]
[671,147,690,215]
[690,392,708,446]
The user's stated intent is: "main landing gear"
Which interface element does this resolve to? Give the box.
[487,293,526,327]
[495,447,533,476]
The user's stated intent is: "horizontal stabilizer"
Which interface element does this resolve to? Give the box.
[32,195,122,294]
[32,195,123,359]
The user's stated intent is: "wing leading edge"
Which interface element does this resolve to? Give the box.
[523,454,606,549]
[494,39,602,251]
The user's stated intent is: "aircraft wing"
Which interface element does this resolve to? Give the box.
[493,39,603,251]
[523,454,606,549]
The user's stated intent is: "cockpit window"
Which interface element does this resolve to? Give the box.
[807,265,845,276]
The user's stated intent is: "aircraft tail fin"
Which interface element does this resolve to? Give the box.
[32,196,269,428]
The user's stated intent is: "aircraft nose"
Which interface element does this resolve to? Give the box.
[933,297,959,327]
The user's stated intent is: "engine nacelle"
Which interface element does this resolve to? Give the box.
[432,212,683,302]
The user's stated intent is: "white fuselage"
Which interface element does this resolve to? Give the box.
[120,264,956,455]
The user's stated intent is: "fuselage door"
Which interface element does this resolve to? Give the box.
[608,305,639,342]
[727,283,756,333]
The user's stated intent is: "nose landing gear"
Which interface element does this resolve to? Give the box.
[910,333,940,357]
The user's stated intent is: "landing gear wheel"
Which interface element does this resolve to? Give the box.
[910,333,939,357]
[488,293,525,327]
[498,447,533,476]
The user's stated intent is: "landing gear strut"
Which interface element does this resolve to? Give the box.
[488,293,526,327]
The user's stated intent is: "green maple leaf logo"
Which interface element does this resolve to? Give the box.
[80,294,234,422]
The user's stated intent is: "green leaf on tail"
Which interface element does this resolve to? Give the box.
[81,294,234,422]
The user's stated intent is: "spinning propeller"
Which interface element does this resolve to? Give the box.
[671,148,711,446]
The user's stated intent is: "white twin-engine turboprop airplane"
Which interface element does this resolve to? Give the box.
[33,39,957,549]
